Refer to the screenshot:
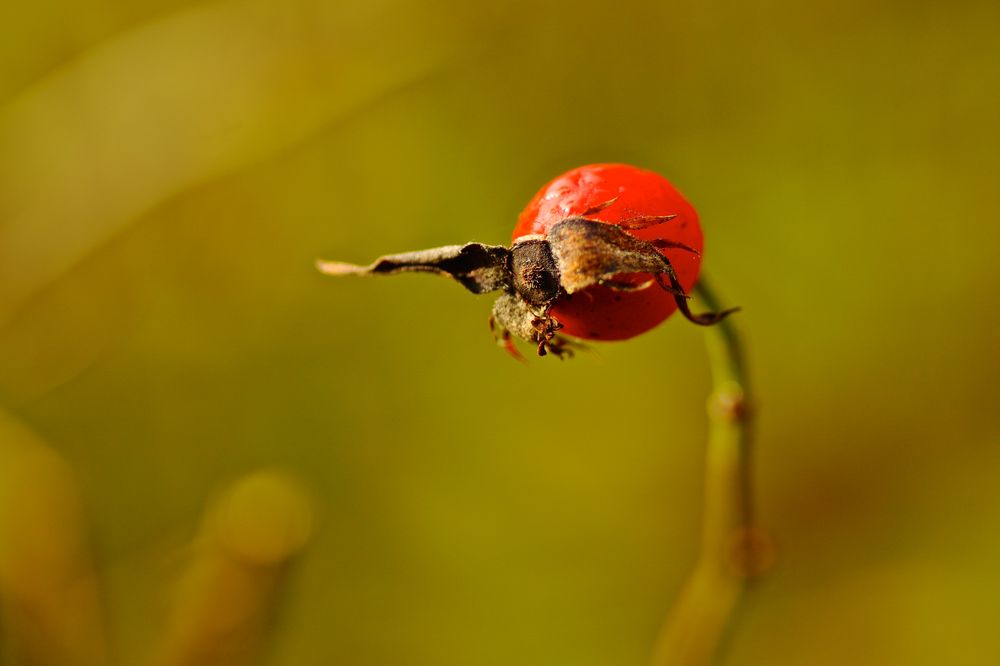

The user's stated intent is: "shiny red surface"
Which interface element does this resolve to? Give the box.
[513,163,703,340]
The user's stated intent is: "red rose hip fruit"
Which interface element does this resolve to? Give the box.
[513,163,703,341]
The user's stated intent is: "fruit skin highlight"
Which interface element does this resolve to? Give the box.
[513,163,703,341]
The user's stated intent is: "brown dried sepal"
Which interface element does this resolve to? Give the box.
[547,217,690,295]
[547,218,739,326]
[316,243,511,295]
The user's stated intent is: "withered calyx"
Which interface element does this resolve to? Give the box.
[318,215,735,358]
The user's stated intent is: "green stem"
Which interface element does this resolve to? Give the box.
[648,279,760,666]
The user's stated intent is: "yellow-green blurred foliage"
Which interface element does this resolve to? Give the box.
[1,0,999,663]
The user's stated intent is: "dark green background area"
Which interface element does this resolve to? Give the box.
[1,0,999,663]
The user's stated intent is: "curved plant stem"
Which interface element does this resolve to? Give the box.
[648,279,761,666]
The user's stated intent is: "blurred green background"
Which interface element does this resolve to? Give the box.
[1,0,999,664]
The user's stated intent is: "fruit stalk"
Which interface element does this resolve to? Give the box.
[648,279,761,666]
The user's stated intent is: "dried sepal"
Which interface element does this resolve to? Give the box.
[490,292,545,342]
[655,274,741,326]
[547,217,692,295]
[317,243,511,295]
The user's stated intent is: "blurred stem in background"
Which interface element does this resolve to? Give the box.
[0,410,109,666]
[649,280,768,666]
[151,471,313,666]
[0,409,313,666]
